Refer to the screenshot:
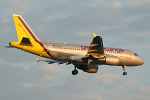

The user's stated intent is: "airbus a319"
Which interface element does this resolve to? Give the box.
[8,14,144,75]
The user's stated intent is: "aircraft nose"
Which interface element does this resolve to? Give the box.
[139,57,144,65]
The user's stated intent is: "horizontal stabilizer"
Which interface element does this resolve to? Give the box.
[4,46,15,48]
[20,37,32,46]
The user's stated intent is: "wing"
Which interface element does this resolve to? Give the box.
[83,33,104,59]
[36,55,84,65]
[36,58,67,64]
[88,33,104,54]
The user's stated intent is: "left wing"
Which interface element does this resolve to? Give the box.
[83,33,104,59]
[88,33,104,54]
[82,33,104,66]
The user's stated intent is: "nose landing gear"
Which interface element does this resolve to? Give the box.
[122,65,127,76]
[123,71,127,75]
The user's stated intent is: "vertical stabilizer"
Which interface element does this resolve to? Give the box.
[13,14,41,43]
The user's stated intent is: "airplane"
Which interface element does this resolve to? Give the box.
[8,14,144,75]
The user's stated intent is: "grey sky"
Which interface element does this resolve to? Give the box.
[0,0,150,100]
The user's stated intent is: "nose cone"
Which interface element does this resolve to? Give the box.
[130,56,144,66]
[138,57,144,65]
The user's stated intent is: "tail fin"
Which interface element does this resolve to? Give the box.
[13,14,41,44]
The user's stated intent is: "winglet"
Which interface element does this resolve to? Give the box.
[36,58,40,62]
[93,33,98,38]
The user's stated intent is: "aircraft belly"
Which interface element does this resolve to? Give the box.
[118,57,129,65]
[119,56,137,66]
[48,50,84,61]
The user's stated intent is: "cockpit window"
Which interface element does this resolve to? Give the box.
[135,53,138,56]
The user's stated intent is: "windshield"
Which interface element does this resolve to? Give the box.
[135,53,138,56]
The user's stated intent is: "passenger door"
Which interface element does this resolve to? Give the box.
[126,50,131,59]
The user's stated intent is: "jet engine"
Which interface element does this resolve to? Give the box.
[98,56,119,65]
[83,67,98,73]
[76,64,98,73]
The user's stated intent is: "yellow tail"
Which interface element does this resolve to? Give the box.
[10,14,54,59]
[13,14,41,44]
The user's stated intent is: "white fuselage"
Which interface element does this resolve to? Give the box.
[42,43,144,66]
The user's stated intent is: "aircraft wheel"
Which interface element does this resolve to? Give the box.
[72,70,78,75]
[123,72,127,76]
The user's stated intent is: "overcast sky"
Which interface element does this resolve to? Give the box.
[0,0,150,100]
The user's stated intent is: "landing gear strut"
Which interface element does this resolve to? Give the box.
[72,66,78,75]
[122,65,127,76]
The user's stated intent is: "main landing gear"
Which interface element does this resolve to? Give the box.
[72,66,78,75]
[122,65,127,76]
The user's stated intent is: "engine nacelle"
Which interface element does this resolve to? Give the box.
[99,56,119,65]
[77,65,98,73]
[83,68,98,73]
[83,65,98,73]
